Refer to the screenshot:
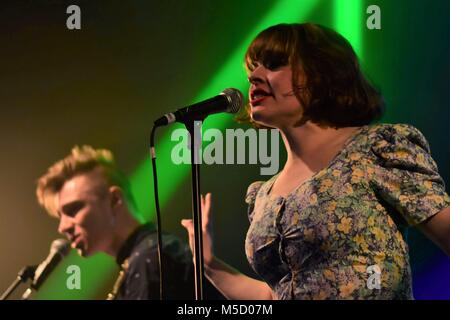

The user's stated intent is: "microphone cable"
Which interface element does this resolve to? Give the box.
[149,125,164,300]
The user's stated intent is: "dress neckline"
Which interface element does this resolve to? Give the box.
[266,125,370,200]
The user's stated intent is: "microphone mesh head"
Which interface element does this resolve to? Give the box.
[51,238,71,256]
[222,88,243,114]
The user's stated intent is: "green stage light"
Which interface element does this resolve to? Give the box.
[333,0,363,58]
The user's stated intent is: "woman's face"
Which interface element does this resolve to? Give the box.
[248,62,304,129]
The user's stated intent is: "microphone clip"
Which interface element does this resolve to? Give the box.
[0,265,37,300]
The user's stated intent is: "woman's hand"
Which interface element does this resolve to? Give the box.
[181,193,214,267]
[181,193,273,300]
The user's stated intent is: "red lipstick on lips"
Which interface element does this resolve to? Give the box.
[250,88,272,106]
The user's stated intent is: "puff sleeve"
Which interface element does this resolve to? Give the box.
[370,124,450,226]
[245,181,265,223]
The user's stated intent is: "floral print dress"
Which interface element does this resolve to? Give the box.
[245,123,450,299]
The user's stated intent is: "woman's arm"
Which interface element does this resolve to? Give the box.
[205,256,273,300]
[418,206,450,256]
[181,193,273,300]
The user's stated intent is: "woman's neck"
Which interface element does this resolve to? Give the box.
[279,121,361,173]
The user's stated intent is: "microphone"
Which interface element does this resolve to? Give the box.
[154,88,243,127]
[27,239,70,293]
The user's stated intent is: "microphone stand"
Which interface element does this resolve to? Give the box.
[183,117,205,300]
[0,265,36,300]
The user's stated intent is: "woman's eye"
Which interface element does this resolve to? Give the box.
[262,53,288,70]
[263,61,282,70]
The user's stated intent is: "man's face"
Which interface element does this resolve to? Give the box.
[57,169,115,257]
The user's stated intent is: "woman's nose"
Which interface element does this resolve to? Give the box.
[248,65,266,85]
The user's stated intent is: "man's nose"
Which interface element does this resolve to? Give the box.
[58,215,73,235]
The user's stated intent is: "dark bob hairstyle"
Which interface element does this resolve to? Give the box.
[237,23,385,129]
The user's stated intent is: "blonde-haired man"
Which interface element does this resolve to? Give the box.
[36,145,195,299]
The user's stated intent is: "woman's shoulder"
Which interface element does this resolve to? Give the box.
[359,122,443,179]
[245,174,280,204]
[368,122,428,142]
[363,123,431,154]
[369,122,423,132]
[245,180,268,205]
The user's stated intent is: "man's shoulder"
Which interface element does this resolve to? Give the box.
[128,231,191,267]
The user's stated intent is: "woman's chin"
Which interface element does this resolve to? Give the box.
[251,114,275,128]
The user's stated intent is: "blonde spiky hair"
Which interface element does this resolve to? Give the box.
[36,145,137,217]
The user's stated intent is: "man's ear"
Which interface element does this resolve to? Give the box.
[109,186,124,208]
